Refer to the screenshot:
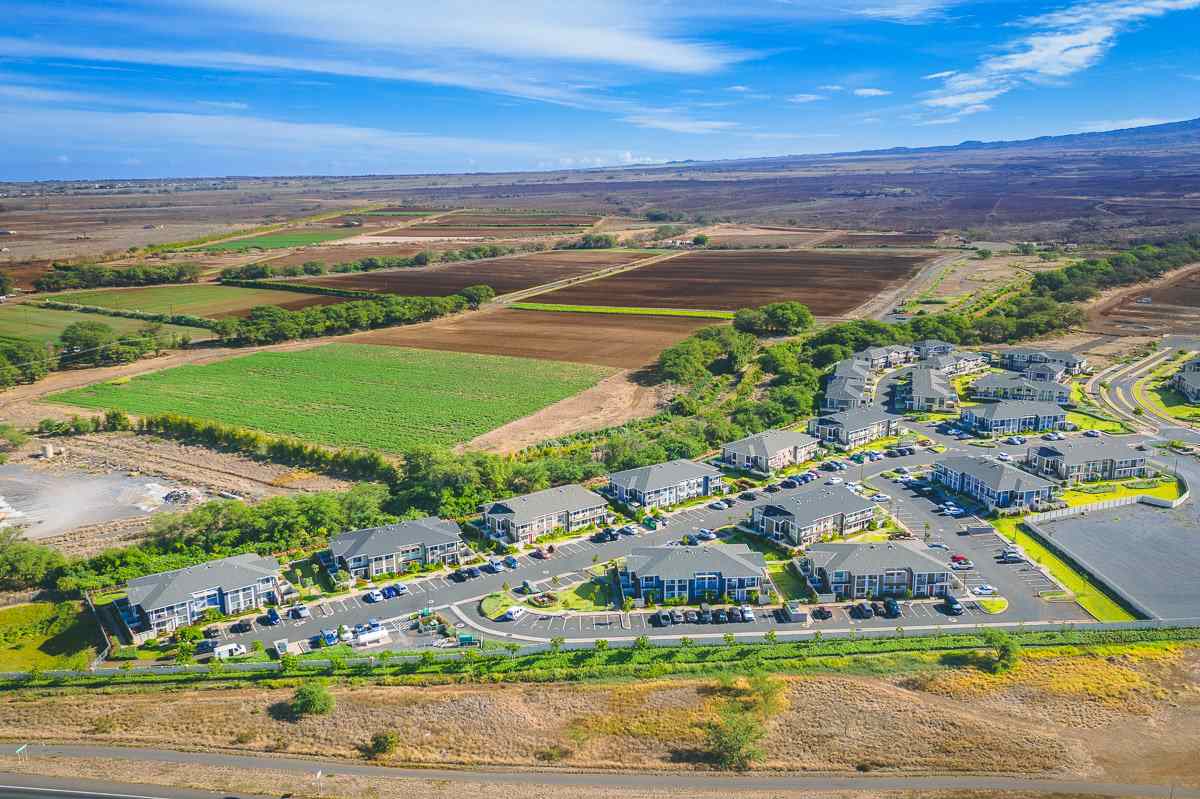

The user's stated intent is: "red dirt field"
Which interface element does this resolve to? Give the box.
[293,249,651,297]
[225,294,348,317]
[262,244,428,268]
[348,308,717,368]
[529,249,931,314]
[371,225,583,238]
[423,213,599,226]
[823,231,942,247]
[1091,264,1200,334]
[0,258,54,290]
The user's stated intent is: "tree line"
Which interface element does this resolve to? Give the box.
[33,263,202,292]
[219,243,547,281]
[1030,236,1200,303]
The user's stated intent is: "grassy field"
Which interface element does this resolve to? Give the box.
[0,602,104,672]
[47,344,613,452]
[1066,410,1128,433]
[52,285,335,319]
[0,304,212,346]
[510,302,735,320]
[991,517,1136,622]
[1060,475,1182,506]
[200,229,362,252]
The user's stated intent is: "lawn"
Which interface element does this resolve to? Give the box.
[1066,410,1128,433]
[47,344,612,452]
[0,304,212,346]
[1060,476,1182,506]
[991,517,1135,623]
[715,529,794,560]
[510,303,735,320]
[52,284,335,319]
[200,228,363,252]
[766,561,811,601]
[0,602,105,672]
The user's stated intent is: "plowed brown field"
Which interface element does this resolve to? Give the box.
[530,249,930,314]
[824,232,942,247]
[263,244,428,268]
[373,225,582,238]
[295,249,651,297]
[349,308,717,368]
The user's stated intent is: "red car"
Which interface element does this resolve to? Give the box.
[950,553,969,563]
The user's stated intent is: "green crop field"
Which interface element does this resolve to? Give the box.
[0,304,213,346]
[53,284,337,319]
[200,228,363,252]
[48,344,613,451]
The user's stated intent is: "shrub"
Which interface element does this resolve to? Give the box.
[367,731,398,758]
[290,681,335,717]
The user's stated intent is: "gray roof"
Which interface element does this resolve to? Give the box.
[831,359,870,380]
[723,429,820,460]
[626,543,765,579]
[824,375,867,402]
[1176,370,1200,390]
[1028,435,1140,464]
[609,458,722,493]
[925,351,985,371]
[814,407,894,431]
[1001,348,1085,365]
[964,399,1065,420]
[762,488,875,527]
[973,372,1068,394]
[331,517,462,561]
[805,542,950,575]
[937,455,1055,492]
[914,339,954,350]
[1023,362,1065,378]
[485,484,606,525]
[1182,357,1200,372]
[127,553,279,611]
[910,367,953,399]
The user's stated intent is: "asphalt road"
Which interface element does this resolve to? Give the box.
[4,745,1200,798]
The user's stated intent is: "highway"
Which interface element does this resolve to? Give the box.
[3,744,1200,798]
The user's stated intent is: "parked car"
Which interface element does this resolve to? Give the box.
[698,603,713,623]
[321,629,338,646]
[265,607,282,626]
[709,501,727,510]
[853,602,874,619]
[213,642,247,660]
[682,534,698,546]
[643,517,659,530]
[871,493,889,502]
[366,590,384,603]
[780,479,798,489]
[883,598,901,618]
[826,477,844,485]
[449,569,468,582]
[973,584,998,596]
[728,607,744,622]
[713,608,729,623]
[654,610,673,627]
[764,483,782,493]
[230,619,252,633]
[697,528,718,541]
[531,548,548,560]
[723,496,737,506]
[670,609,685,624]
[486,559,505,573]
[812,606,833,620]
[950,553,969,563]
[465,566,482,579]
[502,606,526,621]
[871,601,886,617]
[951,559,975,570]
[740,605,756,622]
[293,605,311,619]
[739,491,758,501]
[618,525,637,536]
[1084,429,1101,437]
[504,555,520,568]
[684,610,698,624]
[998,553,1025,564]
[944,595,965,615]
[997,452,1012,462]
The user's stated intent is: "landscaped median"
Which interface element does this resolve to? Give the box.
[509,302,735,320]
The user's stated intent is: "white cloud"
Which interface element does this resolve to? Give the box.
[726,84,752,92]
[788,93,825,103]
[853,87,891,96]
[197,100,249,110]
[819,84,845,91]
[921,0,1200,119]
[922,70,957,80]
[622,113,738,134]
[190,0,743,75]
[919,103,991,125]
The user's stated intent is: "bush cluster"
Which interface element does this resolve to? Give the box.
[34,263,201,292]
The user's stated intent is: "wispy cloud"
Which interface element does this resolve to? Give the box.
[921,0,1200,122]
[622,113,738,134]
[922,69,957,80]
[197,100,249,110]
[853,87,891,96]
[726,84,752,92]
[818,84,845,91]
[788,93,825,103]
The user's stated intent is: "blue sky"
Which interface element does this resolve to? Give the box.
[2,0,1198,179]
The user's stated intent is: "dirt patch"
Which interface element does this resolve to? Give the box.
[460,370,668,454]
[1089,263,1200,335]
[348,308,717,368]
[823,232,944,247]
[530,249,932,314]
[262,243,428,268]
[373,225,586,238]
[298,250,655,298]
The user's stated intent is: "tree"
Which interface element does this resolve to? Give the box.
[290,681,335,717]
[174,641,195,664]
[503,642,522,658]
[722,632,736,647]
[692,233,709,246]
[763,629,777,645]
[983,629,1021,673]
[549,636,565,655]
[633,634,650,650]
[0,530,64,590]
[279,652,299,672]
[593,639,609,653]
[761,302,814,335]
[58,320,116,366]
[705,704,766,770]
[0,272,12,296]
[175,624,203,644]
[457,284,495,309]
[733,308,767,334]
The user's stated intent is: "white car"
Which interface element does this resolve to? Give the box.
[951,560,975,570]
[740,605,756,622]
[826,477,845,485]
[393,583,410,596]
[997,452,1012,462]
[974,584,998,596]
[698,529,718,541]
[871,493,889,502]
[366,590,384,603]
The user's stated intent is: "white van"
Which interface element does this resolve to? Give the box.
[355,628,388,647]
[213,642,247,660]
[503,606,527,621]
